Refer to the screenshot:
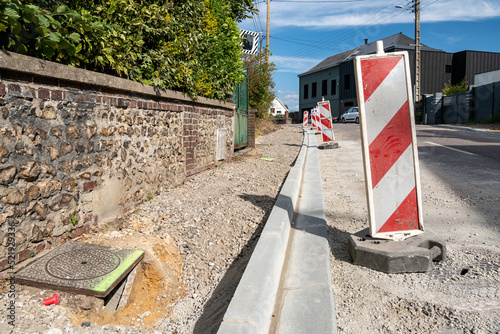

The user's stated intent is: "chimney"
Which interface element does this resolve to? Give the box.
[364,38,368,45]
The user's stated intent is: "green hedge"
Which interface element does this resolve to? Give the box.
[0,0,255,100]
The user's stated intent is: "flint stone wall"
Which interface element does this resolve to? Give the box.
[0,52,235,272]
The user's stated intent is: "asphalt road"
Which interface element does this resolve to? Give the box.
[330,122,500,247]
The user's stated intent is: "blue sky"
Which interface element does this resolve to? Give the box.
[238,0,500,111]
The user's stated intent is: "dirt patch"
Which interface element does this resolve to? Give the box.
[256,118,280,136]
[64,233,184,330]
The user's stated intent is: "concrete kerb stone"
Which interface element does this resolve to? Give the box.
[295,132,327,230]
[274,130,337,334]
[276,286,337,334]
[283,225,331,289]
[217,129,309,334]
[262,198,292,242]
[221,236,285,332]
[295,199,325,215]
[217,322,258,334]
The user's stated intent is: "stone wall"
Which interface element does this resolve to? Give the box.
[0,52,235,272]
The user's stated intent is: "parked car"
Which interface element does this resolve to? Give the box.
[341,107,359,124]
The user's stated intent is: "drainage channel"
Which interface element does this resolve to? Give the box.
[217,129,336,334]
[268,130,338,334]
[267,135,309,334]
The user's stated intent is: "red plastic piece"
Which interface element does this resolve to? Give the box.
[43,293,59,306]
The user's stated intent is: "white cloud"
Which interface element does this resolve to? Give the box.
[271,55,323,73]
[276,90,300,111]
[253,0,500,29]
[422,0,500,23]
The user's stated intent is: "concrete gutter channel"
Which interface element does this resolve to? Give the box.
[218,130,337,334]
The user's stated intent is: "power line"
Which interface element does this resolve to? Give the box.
[271,35,325,49]
[273,0,410,64]
[256,0,437,67]
[255,1,266,32]
[421,0,439,9]
[274,0,440,72]
[275,0,406,62]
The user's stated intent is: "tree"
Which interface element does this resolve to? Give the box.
[243,50,276,118]
[226,0,257,22]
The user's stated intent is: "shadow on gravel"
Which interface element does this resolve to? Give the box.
[291,212,354,265]
[192,194,275,334]
[326,225,354,264]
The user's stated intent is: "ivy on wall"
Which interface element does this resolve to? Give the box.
[0,0,256,100]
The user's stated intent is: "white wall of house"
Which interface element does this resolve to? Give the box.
[475,69,500,86]
[269,97,288,116]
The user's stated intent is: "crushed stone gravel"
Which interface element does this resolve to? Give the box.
[0,125,304,334]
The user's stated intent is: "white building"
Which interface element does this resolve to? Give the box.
[269,97,289,116]
[474,69,500,86]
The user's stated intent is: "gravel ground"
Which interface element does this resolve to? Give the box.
[0,125,304,334]
[2,123,499,334]
[319,125,500,334]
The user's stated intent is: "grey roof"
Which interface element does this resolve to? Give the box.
[298,32,442,77]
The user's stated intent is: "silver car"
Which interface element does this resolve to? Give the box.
[341,107,359,124]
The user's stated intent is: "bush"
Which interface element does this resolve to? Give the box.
[243,50,276,118]
[442,78,468,96]
[0,0,255,100]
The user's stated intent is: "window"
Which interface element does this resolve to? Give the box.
[331,79,337,95]
[312,82,317,98]
[271,108,275,114]
[344,74,350,90]
[322,80,328,96]
[445,65,452,74]
[303,84,309,99]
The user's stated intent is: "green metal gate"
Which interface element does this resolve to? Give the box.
[233,67,249,149]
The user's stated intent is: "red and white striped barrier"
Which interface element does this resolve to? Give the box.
[311,108,317,130]
[314,108,320,132]
[354,44,424,240]
[303,110,308,127]
[317,100,334,143]
[318,109,324,134]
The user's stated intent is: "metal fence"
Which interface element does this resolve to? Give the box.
[422,81,500,124]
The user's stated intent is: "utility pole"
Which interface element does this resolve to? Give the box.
[414,0,421,102]
[396,1,421,103]
[266,0,270,65]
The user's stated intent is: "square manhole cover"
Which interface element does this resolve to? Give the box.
[16,241,144,297]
